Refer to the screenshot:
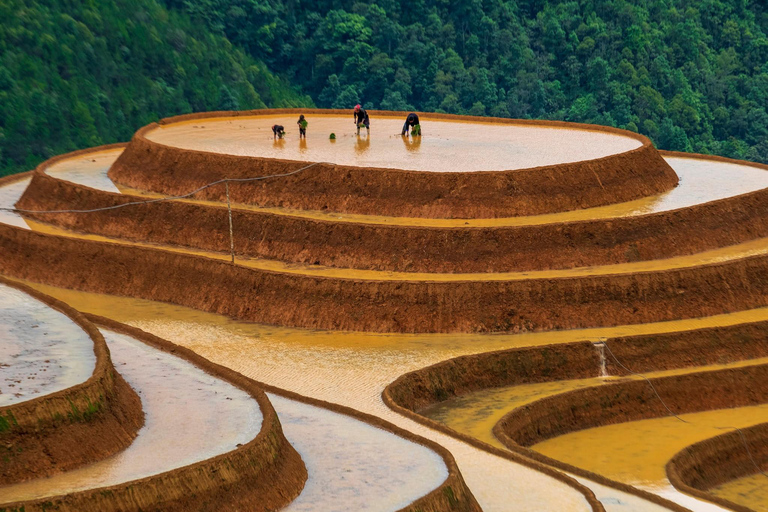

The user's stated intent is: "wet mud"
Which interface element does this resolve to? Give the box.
[13,281,601,512]
[667,421,768,512]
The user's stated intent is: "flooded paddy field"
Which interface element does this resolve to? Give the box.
[269,393,448,512]
[5,113,768,511]
[0,330,262,503]
[0,329,261,503]
[534,406,768,511]
[710,473,768,511]
[0,283,94,406]
[19,280,768,511]
[42,149,768,228]
[145,114,642,173]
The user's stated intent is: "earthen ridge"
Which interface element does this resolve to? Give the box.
[384,321,768,512]
[6,212,768,333]
[21,149,768,274]
[666,422,768,512]
[1,315,307,512]
[85,317,479,512]
[0,276,144,485]
[495,364,768,446]
[382,370,686,512]
[107,109,678,218]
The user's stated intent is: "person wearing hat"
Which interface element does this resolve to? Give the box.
[401,112,421,136]
[353,104,370,135]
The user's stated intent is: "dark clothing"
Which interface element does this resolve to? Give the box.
[272,124,285,138]
[402,113,420,135]
[297,116,308,138]
[354,108,370,126]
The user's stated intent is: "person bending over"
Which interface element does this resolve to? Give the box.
[401,112,421,136]
[353,104,370,135]
[272,124,285,139]
[297,115,308,139]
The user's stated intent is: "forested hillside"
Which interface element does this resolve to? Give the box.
[0,0,312,177]
[171,0,768,163]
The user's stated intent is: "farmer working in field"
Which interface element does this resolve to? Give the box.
[272,124,285,139]
[297,115,308,139]
[353,104,370,135]
[401,112,421,136]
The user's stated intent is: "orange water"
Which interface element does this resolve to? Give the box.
[710,472,768,511]
[145,114,642,173]
[533,405,768,506]
[19,280,768,511]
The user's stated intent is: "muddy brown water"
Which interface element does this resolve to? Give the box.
[9,148,768,509]
[0,283,95,406]
[23,281,768,511]
[533,406,768,512]
[422,360,768,511]
[144,114,642,173]
[27,153,768,285]
[710,473,768,511]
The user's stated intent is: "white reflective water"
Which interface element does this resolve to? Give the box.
[0,177,31,229]
[145,115,642,172]
[45,148,122,193]
[0,329,261,503]
[0,284,95,406]
[270,393,448,512]
[46,151,768,230]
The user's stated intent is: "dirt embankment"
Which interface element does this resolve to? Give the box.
[384,324,768,512]
[0,277,143,486]
[5,217,768,333]
[6,317,481,512]
[1,316,308,512]
[496,364,768,447]
[666,422,768,512]
[20,151,768,273]
[108,109,678,219]
[386,318,768,412]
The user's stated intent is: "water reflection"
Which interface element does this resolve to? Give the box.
[0,329,261,503]
[401,134,421,153]
[0,284,95,406]
[355,133,371,154]
[146,115,643,172]
[299,138,308,154]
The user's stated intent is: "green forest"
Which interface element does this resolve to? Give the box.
[0,0,311,176]
[2,0,768,176]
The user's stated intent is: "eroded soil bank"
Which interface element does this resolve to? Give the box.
[0,278,143,486]
[0,320,307,512]
[108,109,677,218]
[667,421,768,512]
[20,152,768,274]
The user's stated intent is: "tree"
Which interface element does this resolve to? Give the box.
[218,85,240,111]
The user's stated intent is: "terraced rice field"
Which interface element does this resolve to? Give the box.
[1,110,767,512]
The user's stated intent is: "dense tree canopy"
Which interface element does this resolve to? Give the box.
[171,0,768,163]
[2,0,767,176]
[0,0,311,176]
